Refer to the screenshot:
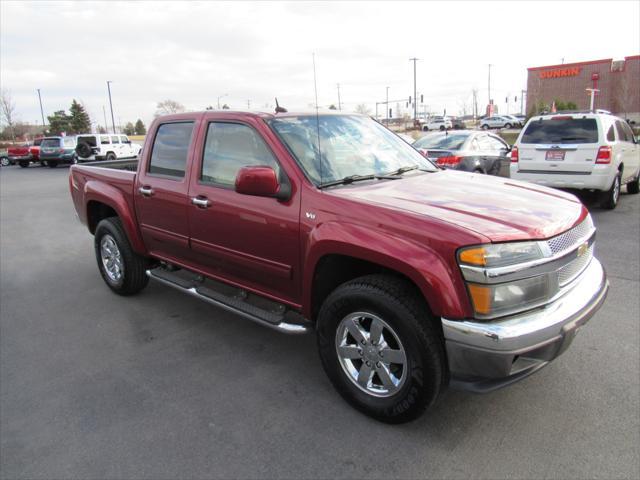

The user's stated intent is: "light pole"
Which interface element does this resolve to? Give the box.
[36,89,46,132]
[106,81,116,134]
[102,106,108,134]
[337,83,342,111]
[386,86,389,123]
[488,64,492,106]
[217,93,228,109]
[410,58,419,122]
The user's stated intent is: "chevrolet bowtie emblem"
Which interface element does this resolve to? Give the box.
[577,242,589,257]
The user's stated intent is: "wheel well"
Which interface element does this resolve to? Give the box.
[310,254,425,322]
[87,201,117,234]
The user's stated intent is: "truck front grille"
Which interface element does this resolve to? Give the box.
[546,217,594,255]
[557,245,594,286]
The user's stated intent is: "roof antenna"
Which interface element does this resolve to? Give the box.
[275,98,287,113]
[312,52,323,187]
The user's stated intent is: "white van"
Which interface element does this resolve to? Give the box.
[75,134,142,162]
[511,112,640,209]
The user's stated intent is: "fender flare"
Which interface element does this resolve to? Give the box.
[84,180,147,255]
[302,222,471,320]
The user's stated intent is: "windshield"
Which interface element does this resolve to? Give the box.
[521,118,598,144]
[414,133,470,150]
[269,115,435,185]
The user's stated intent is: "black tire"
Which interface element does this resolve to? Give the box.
[439,126,445,131]
[75,142,93,159]
[48,161,58,168]
[94,217,149,295]
[504,123,512,129]
[40,160,48,167]
[601,173,621,210]
[106,153,116,161]
[422,126,429,132]
[627,172,640,194]
[481,124,489,130]
[19,160,29,168]
[0,156,9,167]
[316,274,446,423]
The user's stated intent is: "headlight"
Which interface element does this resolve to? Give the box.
[458,241,545,268]
[466,275,552,319]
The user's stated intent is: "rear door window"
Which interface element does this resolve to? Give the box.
[111,135,120,144]
[520,118,598,144]
[148,122,194,179]
[41,138,61,148]
[100,136,111,145]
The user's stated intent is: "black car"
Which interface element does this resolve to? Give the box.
[413,130,511,176]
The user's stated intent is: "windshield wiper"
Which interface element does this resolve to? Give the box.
[318,174,377,189]
[383,165,420,176]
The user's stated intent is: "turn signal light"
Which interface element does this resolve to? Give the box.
[596,146,611,164]
[467,284,492,315]
[458,247,486,266]
[510,146,519,163]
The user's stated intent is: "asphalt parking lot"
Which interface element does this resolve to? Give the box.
[1,165,638,479]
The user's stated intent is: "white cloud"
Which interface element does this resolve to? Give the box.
[1,0,639,129]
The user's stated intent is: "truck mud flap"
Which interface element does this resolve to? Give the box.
[146,266,311,335]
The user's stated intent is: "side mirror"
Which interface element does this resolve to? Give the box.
[235,166,290,201]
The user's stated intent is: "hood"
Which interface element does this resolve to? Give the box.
[329,170,586,242]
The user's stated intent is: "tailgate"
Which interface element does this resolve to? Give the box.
[517,143,599,173]
[517,116,600,173]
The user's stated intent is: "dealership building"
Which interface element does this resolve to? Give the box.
[526,55,639,121]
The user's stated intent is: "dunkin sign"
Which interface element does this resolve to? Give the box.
[539,67,581,79]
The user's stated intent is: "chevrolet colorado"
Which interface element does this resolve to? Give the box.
[69,111,608,422]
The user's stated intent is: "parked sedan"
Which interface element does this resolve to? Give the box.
[413,130,511,176]
[480,116,516,130]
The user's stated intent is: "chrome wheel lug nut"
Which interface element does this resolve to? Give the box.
[376,362,381,368]
[365,361,371,367]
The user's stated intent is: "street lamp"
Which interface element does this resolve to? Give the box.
[386,86,389,123]
[217,93,228,109]
[106,81,116,134]
[36,89,46,132]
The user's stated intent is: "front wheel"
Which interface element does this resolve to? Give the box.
[106,153,116,161]
[94,217,149,295]
[316,274,446,423]
[504,123,512,129]
[627,172,640,194]
[481,124,489,130]
[422,126,429,132]
[601,173,621,209]
[0,156,9,167]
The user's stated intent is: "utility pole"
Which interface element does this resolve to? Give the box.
[106,81,116,134]
[520,89,526,115]
[410,58,419,122]
[247,100,251,110]
[102,106,108,133]
[217,93,228,109]
[336,83,342,111]
[386,86,389,123]
[36,89,45,132]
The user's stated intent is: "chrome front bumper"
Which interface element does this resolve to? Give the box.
[442,258,608,392]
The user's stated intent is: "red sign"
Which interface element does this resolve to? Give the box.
[539,67,581,79]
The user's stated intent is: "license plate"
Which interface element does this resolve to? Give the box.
[545,150,565,161]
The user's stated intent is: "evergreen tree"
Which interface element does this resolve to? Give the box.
[47,110,72,135]
[69,100,91,133]
[134,119,146,135]
[123,122,135,135]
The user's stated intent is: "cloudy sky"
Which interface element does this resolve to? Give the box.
[1,0,639,129]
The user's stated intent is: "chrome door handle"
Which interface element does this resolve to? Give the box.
[191,197,211,208]
[138,186,154,196]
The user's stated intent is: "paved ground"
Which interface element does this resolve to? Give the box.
[1,165,638,480]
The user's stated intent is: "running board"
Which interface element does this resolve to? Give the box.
[146,267,310,335]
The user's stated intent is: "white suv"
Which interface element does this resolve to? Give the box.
[75,134,142,162]
[511,112,640,209]
[422,116,453,131]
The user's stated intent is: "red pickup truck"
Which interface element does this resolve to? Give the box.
[7,138,43,167]
[70,111,608,422]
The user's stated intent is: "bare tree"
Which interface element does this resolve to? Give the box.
[154,99,186,117]
[355,103,371,115]
[0,89,17,141]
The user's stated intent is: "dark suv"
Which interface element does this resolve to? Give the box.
[39,137,77,168]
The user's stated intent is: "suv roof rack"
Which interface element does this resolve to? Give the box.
[539,109,611,116]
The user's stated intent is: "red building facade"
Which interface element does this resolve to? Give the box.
[526,55,639,121]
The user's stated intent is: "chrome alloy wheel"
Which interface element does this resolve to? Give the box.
[613,175,620,205]
[335,312,407,397]
[100,234,124,283]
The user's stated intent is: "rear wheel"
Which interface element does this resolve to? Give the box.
[627,172,640,194]
[316,274,445,423]
[106,153,116,161]
[481,124,489,130]
[19,161,29,168]
[439,126,445,131]
[422,126,429,132]
[504,123,512,129]
[601,173,621,209]
[94,217,149,295]
[0,156,9,167]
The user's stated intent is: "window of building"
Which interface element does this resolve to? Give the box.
[148,122,194,178]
